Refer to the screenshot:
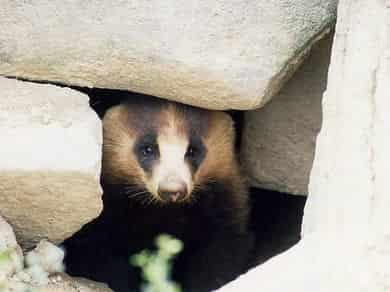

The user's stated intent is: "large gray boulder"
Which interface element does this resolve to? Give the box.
[219,0,390,291]
[241,32,332,195]
[0,0,337,110]
[0,77,103,249]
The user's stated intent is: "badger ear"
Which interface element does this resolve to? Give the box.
[211,111,235,143]
[103,104,137,138]
[103,105,122,130]
[193,111,237,183]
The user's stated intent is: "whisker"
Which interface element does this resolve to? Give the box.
[140,195,150,205]
[91,99,102,106]
[146,196,154,206]
[128,191,148,199]
[123,186,141,192]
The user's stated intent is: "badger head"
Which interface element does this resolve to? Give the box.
[102,96,239,205]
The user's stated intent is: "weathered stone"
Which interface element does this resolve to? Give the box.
[219,0,390,291]
[0,214,112,291]
[39,274,113,292]
[241,33,332,195]
[0,216,23,280]
[0,77,102,249]
[0,214,18,251]
[24,240,65,286]
[0,0,336,110]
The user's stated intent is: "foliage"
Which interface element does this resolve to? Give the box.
[130,234,183,292]
[0,249,11,265]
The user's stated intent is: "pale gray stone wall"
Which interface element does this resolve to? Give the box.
[219,0,390,291]
[0,77,103,249]
[241,33,332,195]
[0,0,337,110]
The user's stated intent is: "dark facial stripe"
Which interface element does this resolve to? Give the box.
[122,94,168,135]
[121,93,211,177]
[185,136,206,174]
[177,105,209,176]
[133,132,159,174]
[176,104,210,139]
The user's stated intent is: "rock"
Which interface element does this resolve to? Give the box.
[7,273,113,292]
[7,271,113,292]
[0,77,103,249]
[24,240,65,285]
[41,274,112,292]
[0,214,112,291]
[217,237,369,292]
[0,214,18,251]
[0,0,336,110]
[219,0,390,291]
[0,216,23,280]
[241,32,332,195]
[25,241,64,274]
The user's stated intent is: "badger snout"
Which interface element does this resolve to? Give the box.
[158,178,188,202]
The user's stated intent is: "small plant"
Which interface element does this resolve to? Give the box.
[130,234,183,292]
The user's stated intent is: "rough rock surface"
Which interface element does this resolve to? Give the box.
[241,33,332,195]
[0,215,23,280]
[39,274,112,292]
[0,77,103,249]
[219,0,390,291]
[0,0,336,110]
[0,215,112,292]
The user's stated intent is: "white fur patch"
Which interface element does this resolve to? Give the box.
[149,129,193,200]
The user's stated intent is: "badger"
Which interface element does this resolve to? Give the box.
[65,94,253,292]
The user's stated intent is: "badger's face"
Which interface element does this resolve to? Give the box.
[130,105,207,203]
[102,97,236,204]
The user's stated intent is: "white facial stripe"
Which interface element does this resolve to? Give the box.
[151,133,193,198]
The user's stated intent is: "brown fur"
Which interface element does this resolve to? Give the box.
[102,104,145,188]
[103,102,244,191]
[100,98,253,291]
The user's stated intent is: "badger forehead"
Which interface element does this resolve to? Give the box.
[122,97,210,140]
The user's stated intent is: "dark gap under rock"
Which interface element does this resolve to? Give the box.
[249,188,306,266]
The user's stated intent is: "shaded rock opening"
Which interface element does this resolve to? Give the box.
[249,188,306,266]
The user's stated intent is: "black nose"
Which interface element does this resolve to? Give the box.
[158,180,188,202]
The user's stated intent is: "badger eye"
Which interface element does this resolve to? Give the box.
[186,145,197,158]
[142,145,155,157]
